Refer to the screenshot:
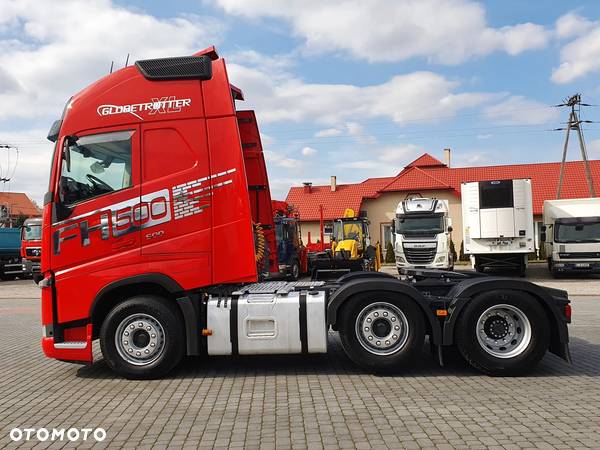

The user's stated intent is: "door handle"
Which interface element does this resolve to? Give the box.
[112,238,135,250]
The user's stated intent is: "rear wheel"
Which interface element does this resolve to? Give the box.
[100,296,185,379]
[289,260,300,281]
[455,290,549,376]
[339,292,425,371]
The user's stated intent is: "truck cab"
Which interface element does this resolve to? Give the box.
[542,198,600,276]
[393,198,453,272]
[21,217,42,277]
[272,200,307,280]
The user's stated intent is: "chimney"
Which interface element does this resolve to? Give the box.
[330,176,337,192]
[443,148,451,168]
[303,182,312,193]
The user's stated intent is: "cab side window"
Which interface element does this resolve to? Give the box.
[60,130,133,205]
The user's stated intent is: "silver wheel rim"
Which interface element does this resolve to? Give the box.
[355,302,410,355]
[115,313,165,366]
[476,304,532,359]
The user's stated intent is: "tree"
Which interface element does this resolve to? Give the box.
[385,241,395,263]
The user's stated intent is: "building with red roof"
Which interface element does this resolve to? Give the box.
[0,192,41,227]
[284,150,600,252]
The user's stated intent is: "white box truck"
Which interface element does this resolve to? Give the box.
[542,198,600,276]
[461,179,534,276]
[393,198,454,272]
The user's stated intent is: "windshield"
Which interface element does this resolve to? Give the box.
[395,215,444,235]
[333,220,365,242]
[555,221,600,243]
[22,224,42,241]
[60,130,133,205]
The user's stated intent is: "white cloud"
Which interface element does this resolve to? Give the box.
[314,128,342,138]
[301,146,317,156]
[483,96,559,125]
[336,144,423,173]
[228,62,496,126]
[0,0,224,201]
[555,12,594,39]
[552,13,600,83]
[452,151,491,167]
[264,150,303,168]
[0,0,223,120]
[0,128,53,204]
[213,0,549,64]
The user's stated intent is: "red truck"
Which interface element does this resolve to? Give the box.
[21,217,42,278]
[40,47,572,379]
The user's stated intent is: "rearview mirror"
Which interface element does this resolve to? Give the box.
[447,226,453,233]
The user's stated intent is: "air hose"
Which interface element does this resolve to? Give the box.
[253,222,266,264]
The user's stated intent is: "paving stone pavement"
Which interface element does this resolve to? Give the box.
[0,273,599,449]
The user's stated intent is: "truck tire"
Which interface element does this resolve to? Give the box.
[100,296,185,379]
[289,260,300,281]
[519,258,526,278]
[338,291,425,372]
[455,290,549,376]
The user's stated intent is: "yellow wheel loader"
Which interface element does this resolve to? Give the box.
[310,209,381,280]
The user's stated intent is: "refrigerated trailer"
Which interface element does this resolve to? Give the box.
[39,47,571,379]
[461,179,535,276]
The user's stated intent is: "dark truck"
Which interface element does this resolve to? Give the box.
[0,228,26,280]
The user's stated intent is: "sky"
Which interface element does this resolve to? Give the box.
[2,0,600,204]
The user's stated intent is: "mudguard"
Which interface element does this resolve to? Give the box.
[90,273,200,355]
[327,276,442,344]
[443,277,571,360]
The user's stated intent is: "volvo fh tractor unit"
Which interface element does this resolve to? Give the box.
[39,47,571,379]
[461,179,534,276]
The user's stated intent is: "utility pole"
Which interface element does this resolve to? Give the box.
[554,94,595,198]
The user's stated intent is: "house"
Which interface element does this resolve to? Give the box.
[0,192,41,226]
[285,150,600,253]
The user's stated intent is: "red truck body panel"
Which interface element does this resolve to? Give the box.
[42,52,263,361]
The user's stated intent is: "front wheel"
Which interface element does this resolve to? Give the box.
[100,296,185,379]
[339,292,425,371]
[455,290,549,376]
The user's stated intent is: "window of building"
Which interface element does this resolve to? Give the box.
[381,223,393,248]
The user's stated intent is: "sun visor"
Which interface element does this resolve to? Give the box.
[135,55,212,81]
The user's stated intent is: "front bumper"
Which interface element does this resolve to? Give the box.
[22,258,41,274]
[552,261,600,273]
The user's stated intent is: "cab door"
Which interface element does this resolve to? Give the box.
[139,118,212,287]
[50,126,141,322]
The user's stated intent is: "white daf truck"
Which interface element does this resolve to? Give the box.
[542,198,600,276]
[461,179,534,276]
[393,198,454,272]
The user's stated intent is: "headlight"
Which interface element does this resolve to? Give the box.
[396,256,405,263]
[435,255,446,263]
